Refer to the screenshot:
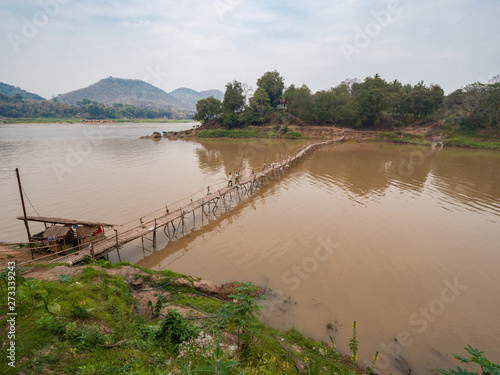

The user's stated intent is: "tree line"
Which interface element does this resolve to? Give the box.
[195,71,500,131]
[0,94,172,119]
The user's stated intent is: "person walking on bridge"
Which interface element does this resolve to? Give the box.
[235,168,240,187]
[228,172,233,187]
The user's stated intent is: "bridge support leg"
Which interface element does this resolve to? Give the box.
[140,218,145,251]
[153,219,157,250]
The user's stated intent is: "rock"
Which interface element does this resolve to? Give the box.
[163,131,178,138]
[193,280,219,294]
[140,131,163,140]
[172,278,191,287]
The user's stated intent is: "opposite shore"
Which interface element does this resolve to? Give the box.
[2,119,499,150]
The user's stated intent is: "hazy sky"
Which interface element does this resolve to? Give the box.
[1,0,499,99]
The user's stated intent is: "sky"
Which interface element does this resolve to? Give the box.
[1,0,499,99]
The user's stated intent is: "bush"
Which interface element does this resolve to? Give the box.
[436,345,500,375]
[64,322,106,349]
[155,309,200,346]
[284,131,305,139]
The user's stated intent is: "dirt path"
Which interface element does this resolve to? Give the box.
[0,243,37,266]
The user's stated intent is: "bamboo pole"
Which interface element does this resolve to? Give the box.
[15,168,33,259]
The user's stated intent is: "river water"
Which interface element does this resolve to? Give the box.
[1,123,499,374]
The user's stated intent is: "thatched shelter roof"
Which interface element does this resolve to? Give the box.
[17,216,114,227]
[43,226,72,239]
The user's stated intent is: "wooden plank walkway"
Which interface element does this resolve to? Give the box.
[48,137,344,265]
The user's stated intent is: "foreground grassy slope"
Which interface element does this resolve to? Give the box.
[1,261,361,375]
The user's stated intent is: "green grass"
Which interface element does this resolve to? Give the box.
[444,136,500,150]
[0,264,362,375]
[376,131,431,146]
[197,128,306,139]
[197,129,260,138]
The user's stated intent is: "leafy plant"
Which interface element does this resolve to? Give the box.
[436,345,500,375]
[305,357,324,375]
[186,338,242,375]
[349,321,358,368]
[36,287,62,314]
[56,274,71,282]
[219,282,263,347]
[0,266,28,291]
[71,301,95,320]
[147,296,165,318]
[64,322,105,349]
[367,351,379,374]
[155,309,200,346]
[38,315,66,335]
[18,279,45,312]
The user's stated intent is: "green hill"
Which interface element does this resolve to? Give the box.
[169,87,224,109]
[56,77,181,109]
[0,82,45,101]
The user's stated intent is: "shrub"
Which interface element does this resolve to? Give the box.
[436,345,500,375]
[284,131,305,139]
[155,309,200,346]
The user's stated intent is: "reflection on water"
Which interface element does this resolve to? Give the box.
[138,142,500,375]
[1,125,499,374]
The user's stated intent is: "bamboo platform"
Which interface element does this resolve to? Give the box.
[46,137,344,265]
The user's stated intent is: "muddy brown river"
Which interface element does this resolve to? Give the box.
[1,123,499,374]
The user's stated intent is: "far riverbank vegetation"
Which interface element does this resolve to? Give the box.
[194,71,500,149]
[1,71,499,149]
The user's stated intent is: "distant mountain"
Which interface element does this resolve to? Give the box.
[56,77,181,109]
[169,87,224,109]
[0,82,45,101]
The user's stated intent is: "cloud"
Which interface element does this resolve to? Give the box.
[0,0,498,97]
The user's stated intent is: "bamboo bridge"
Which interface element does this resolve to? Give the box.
[18,137,344,265]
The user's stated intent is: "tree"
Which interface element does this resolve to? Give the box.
[351,75,398,127]
[284,84,313,122]
[222,80,245,115]
[461,82,500,129]
[256,70,285,108]
[248,87,272,124]
[194,97,222,123]
[405,82,444,119]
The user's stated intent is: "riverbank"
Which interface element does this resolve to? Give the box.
[0,246,364,374]
[0,118,193,124]
[192,122,500,151]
